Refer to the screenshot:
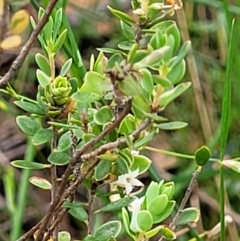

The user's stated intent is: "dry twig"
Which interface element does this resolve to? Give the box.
[0,0,58,87]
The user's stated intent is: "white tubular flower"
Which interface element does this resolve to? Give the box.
[129,197,145,233]
[113,169,143,195]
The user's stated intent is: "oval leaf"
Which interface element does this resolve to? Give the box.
[32,128,54,146]
[52,29,68,53]
[14,100,45,115]
[107,6,135,24]
[94,159,112,181]
[0,35,21,50]
[36,69,50,88]
[155,121,188,130]
[96,196,136,213]
[137,210,153,232]
[35,53,50,75]
[194,145,211,166]
[130,155,152,174]
[10,9,29,34]
[58,231,71,241]
[72,92,101,103]
[69,206,88,222]
[57,131,72,152]
[11,160,51,170]
[175,207,200,226]
[148,194,168,216]
[159,226,176,240]
[94,106,114,125]
[29,176,52,190]
[48,151,70,165]
[80,71,112,95]
[60,58,72,76]
[16,116,41,136]
[159,82,191,108]
[152,201,176,224]
[94,221,122,240]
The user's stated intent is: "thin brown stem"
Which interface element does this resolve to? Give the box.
[88,186,95,234]
[0,0,58,87]
[51,128,58,241]
[158,166,202,241]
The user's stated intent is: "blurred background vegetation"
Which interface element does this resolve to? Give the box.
[0,0,240,240]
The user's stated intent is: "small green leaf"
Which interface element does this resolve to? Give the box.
[16,116,41,136]
[96,196,136,213]
[145,181,160,209]
[11,160,51,169]
[72,92,101,103]
[53,8,63,40]
[94,106,114,125]
[32,128,54,145]
[97,47,126,56]
[80,71,112,95]
[137,210,153,232]
[118,40,134,50]
[107,53,123,70]
[176,207,200,226]
[14,100,45,115]
[144,225,163,239]
[60,58,72,76]
[48,121,79,129]
[159,82,191,108]
[134,129,158,149]
[58,231,71,241]
[122,208,136,240]
[194,145,211,166]
[118,75,142,96]
[134,46,170,69]
[43,16,53,42]
[94,221,122,240]
[107,6,135,24]
[62,201,85,209]
[115,157,129,175]
[35,53,50,75]
[52,29,68,53]
[57,131,72,152]
[48,151,70,165]
[36,69,50,88]
[119,114,136,134]
[69,77,78,95]
[140,69,154,92]
[148,194,168,215]
[167,59,186,85]
[29,176,52,190]
[69,206,88,222]
[132,96,151,119]
[152,201,175,223]
[120,20,135,40]
[94,159,112,181]
[160,182,175,199]
[159,226,176,240]
[152,75,172,88]
[130,155,152,174]
[155,121,188,130]
[169,41,191,69]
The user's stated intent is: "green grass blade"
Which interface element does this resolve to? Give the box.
[219,18,235,241]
